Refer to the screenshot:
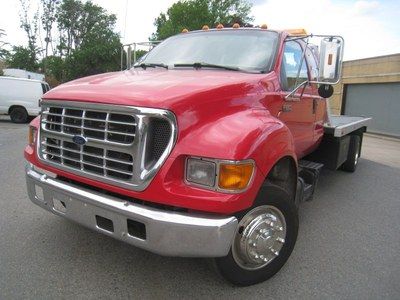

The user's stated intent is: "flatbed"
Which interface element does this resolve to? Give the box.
[325,115,372,137]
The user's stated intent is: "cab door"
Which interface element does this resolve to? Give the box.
[277,40,315,158]
[304,46,328,145]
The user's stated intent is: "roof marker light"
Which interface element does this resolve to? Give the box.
[182,28,189,33]
[261,24,268,29]
[202,25,209,30]
[286,29,308,36]
[232,23,240,29]
[216,24,224,29]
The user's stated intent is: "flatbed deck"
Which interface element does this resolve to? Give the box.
[324,115,372,137]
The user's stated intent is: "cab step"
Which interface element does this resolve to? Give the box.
[296,160,324,204]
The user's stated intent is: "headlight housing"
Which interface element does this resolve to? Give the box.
[185,157,254,193]
[186,158,217,187]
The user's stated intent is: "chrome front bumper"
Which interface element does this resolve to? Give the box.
[25,164,238,257]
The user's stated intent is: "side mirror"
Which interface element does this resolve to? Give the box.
[319,37,343,84]
[318,84,334,98]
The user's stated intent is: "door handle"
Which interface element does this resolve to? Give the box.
[312,98,318,114]
[282,104,292,112]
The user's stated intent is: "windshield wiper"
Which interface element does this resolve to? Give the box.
[174,62,240,71]
[133,63,168,70]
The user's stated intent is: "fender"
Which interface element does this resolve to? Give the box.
[172,107,297,174]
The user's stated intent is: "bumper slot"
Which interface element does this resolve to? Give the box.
[25,163,238,257]
[127,219,146,240]
[96,215,114,233]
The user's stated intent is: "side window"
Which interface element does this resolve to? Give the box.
[41,83,46,94]
[281,41,309,91]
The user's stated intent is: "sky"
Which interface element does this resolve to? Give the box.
[0,0,399,60]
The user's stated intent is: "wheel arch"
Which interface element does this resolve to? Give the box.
[261,156,298,203]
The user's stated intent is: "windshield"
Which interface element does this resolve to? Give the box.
[139,30,279,73]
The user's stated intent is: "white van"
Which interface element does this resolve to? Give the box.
[0,76,50,123]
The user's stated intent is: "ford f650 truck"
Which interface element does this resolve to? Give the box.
[25,27,371,286]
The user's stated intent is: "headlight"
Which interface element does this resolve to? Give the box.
[186,158,216,187]
[28,126,37,145]
[185,157,254,192]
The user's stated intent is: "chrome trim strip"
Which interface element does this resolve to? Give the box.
[26,164,237,257]
[37,100,177,191]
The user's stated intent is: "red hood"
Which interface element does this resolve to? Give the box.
[44,69,272,111]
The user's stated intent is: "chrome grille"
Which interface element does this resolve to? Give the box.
[38,101,177,191]
[43,137,134,180]
[44,107,136,144]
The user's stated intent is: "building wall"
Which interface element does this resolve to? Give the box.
[330,53,400,115]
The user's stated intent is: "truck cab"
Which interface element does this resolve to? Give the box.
[24,27,370,286]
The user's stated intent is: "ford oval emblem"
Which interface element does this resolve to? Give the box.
[72,135,87,145]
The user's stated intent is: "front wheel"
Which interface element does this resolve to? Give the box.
[214,184,298,286]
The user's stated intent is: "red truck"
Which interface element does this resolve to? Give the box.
[25,27,370,286]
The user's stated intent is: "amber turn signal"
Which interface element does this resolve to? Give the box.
[218,163,253,191]
[28,126,37,145]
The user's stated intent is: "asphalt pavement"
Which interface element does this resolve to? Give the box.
[0,115,399,299]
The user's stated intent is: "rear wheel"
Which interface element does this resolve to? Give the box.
[342,135,361,172]
[10,107,28,123]
[214,184,298,286]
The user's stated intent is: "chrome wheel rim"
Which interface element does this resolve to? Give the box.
[232,205,287,270]
[354,149,359,166]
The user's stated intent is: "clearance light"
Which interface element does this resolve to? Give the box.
[232,23,240,29]
[218,163,254,191]
[182,28,189,33]
[261,24,268,29]
[28,125,37,145]
[202,25,209,30]
[216,24,224,29]
[286,28,308,36]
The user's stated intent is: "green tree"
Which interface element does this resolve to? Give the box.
[41,0,60,58]
[64,24,121,80]
[0,29,9,60]
[152,0,253,40]
[13,0,122,82]
[19,0,40,68]
[6,46,39,71]
[55,0,121,80]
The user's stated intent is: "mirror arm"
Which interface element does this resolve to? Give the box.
[285,80,309,100]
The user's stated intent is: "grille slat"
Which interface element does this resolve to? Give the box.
[43,112,137,126]
[44,121,136,136]
[42,147,134,176]
[39,102,175,191]
[41,142,133,166]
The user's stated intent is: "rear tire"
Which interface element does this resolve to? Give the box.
[10,107,29,123]
[342,135,361,173]
[214,183,298,286]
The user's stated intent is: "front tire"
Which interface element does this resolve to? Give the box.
[214,183,298,286]
[10,107,29,123]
